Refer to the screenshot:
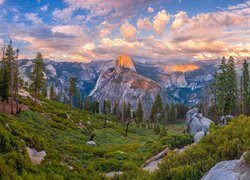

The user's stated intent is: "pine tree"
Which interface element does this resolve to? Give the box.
[160,126,167,138]
[150,93,164,129]
[136,99,143,127]
[225,56,237,114]
[0,45,9,112]
[30,52,45,105]
[125,102,131,137]
[69,77,77,110]
[42,86,47,98]
[103,100,111,128]
[50,85,55,100]
[241,59,249,115]
[84,96,91,111]
[77,91,81,108]
[13,48,20,113]
[5,41,15,114]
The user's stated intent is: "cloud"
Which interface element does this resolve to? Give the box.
[83,42,96,51]
[64,0,156,22]
[0,0,4,5]
[171,11,189,30]
[40,4,48,12]
[153,10,170,34]
[52,8,74,22]
[98,21,113,38]
[120,22,137,40]
[75,15,85,22]
[137,17,152,30]
[25,13,43,25]
[148,7,154,13]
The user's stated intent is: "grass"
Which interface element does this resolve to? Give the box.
[0,99,188,179]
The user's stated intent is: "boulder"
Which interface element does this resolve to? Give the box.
[219,115,234,126]
[202,160,250,180]
[27,147,46,165]
[86,141,96,146]
[185,108,213,135]
[194,131,205,143]
[106,171,123,178]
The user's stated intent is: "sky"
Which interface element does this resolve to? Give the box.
[0,0,249,62]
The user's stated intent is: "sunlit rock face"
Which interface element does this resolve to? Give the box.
[89,55,171,113]
[116,54,136,72]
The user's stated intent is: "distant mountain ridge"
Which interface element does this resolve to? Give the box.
[18,57,248,108]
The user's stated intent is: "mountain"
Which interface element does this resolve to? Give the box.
[116,54,137,72]
[19,57,249,107]
[89,57,167,112]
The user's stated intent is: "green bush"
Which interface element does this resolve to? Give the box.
[154,116,250,180]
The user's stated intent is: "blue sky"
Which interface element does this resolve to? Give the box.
[0,0,249,62]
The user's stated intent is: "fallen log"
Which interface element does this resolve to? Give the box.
[141,147,170,168]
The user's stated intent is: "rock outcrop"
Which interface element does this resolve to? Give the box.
[202,160,250,180]
[219,115,234,126]
[116,54,136,72]
[193,131,205,143]
[27,147,46,165]
[186,108,213,135]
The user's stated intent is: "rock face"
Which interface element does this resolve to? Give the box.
[202,160,250,180]
[86,141,96,146]
[116,54,136,72]
[89,59,166,112]
[27,147,46,165]
[186,108,213,135]
[193,131,205,143]
[219,115,234,126]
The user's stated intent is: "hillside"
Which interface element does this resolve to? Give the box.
[0,98,191,179]
[0,96,249,179]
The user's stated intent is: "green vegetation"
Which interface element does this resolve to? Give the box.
[0,99,190,179]
[155,115,250,180]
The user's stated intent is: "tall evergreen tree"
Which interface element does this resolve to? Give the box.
[69,77,77,110]
[13,48,20,113]
[50,85,55,100]
[150,93,164,129]
[225,56,237,114]
[84,96,91,111]
[136,99,143,127]
[77,91,81,108]
[125,102,131,137]
[30,52,45,105]
[5,41,15,114]
[103,100,111,128]
[0,45,9,112]
[241,59,249,115]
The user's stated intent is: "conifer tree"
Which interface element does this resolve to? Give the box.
[160,126,167,138]
[84,96,91,111]
[13,48,20,113]
[69,77,77,110]
[136,99,143,127]
[225,56,237,114]
[30,52,45,105]
[103,100,111,128]
[241,59,249,115]
[125,102,131,137]
[50,85,55,100]
[77,91,81,108]
[150,93,164,129]
[0,45,9,112]
[5,41,15,114]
